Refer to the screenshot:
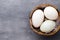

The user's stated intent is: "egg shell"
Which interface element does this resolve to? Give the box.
[44,6,58,20]
[32,9,44,28]
[40,20,56,33]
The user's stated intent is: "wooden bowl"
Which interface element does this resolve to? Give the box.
[29,4,60,36]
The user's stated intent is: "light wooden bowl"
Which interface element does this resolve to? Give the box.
[29,4,60,36]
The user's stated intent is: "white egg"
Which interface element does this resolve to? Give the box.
[44,6,58,20]
[40,20,56,33]
[32,9,44,28]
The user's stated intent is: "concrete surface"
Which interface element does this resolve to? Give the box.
[0,0,60,40]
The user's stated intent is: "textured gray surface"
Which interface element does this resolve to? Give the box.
[0,0,60,40]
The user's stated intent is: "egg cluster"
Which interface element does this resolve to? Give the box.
[32,6,58,33]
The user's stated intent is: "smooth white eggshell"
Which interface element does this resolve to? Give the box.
[40,20,56,33]
[32,9,44,28]
[44,6,58,20]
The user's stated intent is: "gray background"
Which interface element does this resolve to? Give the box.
[0,0,60,40]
